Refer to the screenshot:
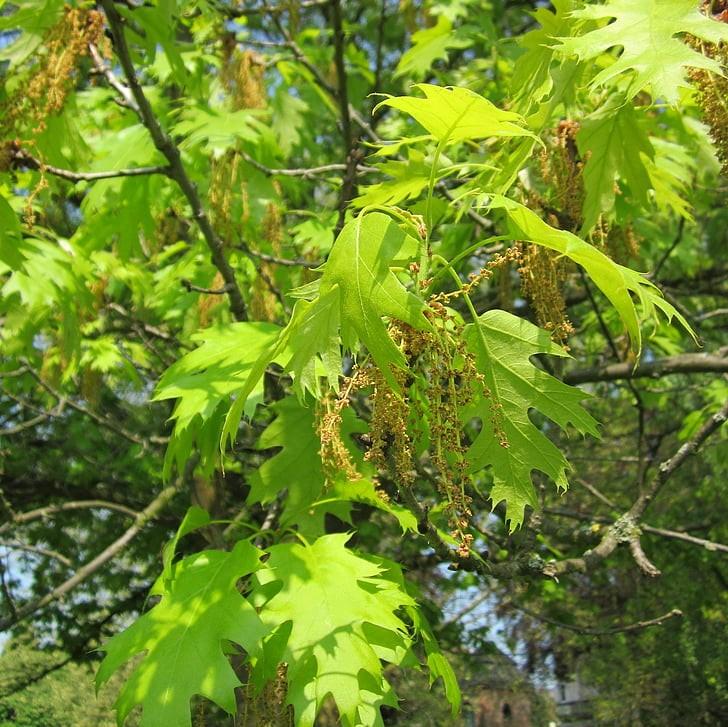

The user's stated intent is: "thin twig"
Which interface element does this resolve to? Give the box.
[225,0,329,17]
[512,602,683,636]
[642,524,728,554]
[181,278,233,295]
[241,247,323,268]
[10,148,169,182]
[0,540,73,568]
[88,42,139,113]
[575,478,616,509]
[547,400,728,576]
[21,359,167,448]
[0,500,138,536]
[0,480,182,631]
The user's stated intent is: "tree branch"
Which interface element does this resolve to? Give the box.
[0,480,181,632]
[564,353,728,385]
[546,399,728,576]
[0,540,73,568]
[10,147,169,182]
[20,360,167,448]
[0,500,139,536]
[512,602,683,636]
[99,0,249,321]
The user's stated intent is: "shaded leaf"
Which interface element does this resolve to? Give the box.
[464,310,600,530]
[489,195,695,354]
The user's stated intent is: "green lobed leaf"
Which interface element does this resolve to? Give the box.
[511,0,576,112]
[96,540,267,727]
[154,322,282,476]
[394,16,471,81]
[253,534,414,727]
[0,194,25,270]
[375,84,536,145]
[352,152,432,209]
[319,211,430,387]
[220,212,430,452]
[577,100,654,233]
[463,310,600,530]
[556,0,728,104]
[489,195,695,355]
[247,396,356,538]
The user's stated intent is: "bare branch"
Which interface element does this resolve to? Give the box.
[564,353,728,385]
[88,42,139,113]
[0,480,181,632]
[0,540,73,568]
[21,360,167,448]
[512,602,683,636]
[0,500,138,536]
[181,278,232,295]
[642,524,728,554]
[226,0,330,17]
[10,147,169,182]
[239,151,376,179]
[241,247,323,268]
[630,398,728,519]
[546,399,728,576]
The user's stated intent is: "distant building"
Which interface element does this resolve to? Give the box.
[550,678,596,727]
[461,652,556,727]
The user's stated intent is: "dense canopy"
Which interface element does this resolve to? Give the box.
[1,1,728,725]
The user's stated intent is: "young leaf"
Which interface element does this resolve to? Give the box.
[463,310,600,530]
[394,16,471,81]
[154,322,282,476]
[0,194,25,269]
[511,0,576,111]
[96,541,267,727]
[247,396,357,538]
[375,84,535,145]
[352,153,432,208]
[220,212,429,450]
[254,534,414,727]
[577,100,654,232]
[556,0,728,103]
[319,211,430,385]
[489,195,695,354]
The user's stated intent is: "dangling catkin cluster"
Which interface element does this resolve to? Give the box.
[361,361,415,488]
[518,244,575,344]
[251,201,284,322]
[316,382,361,485]
[539,119,584,227]
[240,663,293,727]
[688,8,728,175]
[221,42,267,111]
[7,7,106,132]
[605,223,641,263]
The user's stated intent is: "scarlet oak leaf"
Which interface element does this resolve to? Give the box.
[253,534,415,727]
[319,212,430,388]
[577,100,654,233]
[154,322,281,475]
[96,541,267,727]
[220,212,429,450]
[376,84,535,145]
[464,310,600,530]
[557,0,728,103]
[489,196,695,355]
